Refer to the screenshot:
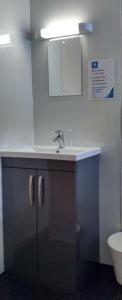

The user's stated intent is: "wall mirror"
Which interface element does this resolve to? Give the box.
[48,36,82,96]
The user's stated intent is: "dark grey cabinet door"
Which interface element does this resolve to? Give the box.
[3,168,37,276]
[37,170,76,289]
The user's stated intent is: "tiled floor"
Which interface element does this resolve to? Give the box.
[0,265,122,299]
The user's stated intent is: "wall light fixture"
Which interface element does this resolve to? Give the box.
[0,34,11,46]
[40,21,93,40]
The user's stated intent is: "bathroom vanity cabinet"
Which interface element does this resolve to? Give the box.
[2,156,99,291]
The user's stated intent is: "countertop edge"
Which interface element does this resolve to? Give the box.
[0,148,101,161]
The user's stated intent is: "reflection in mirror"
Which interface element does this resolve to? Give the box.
[48,36,82,96]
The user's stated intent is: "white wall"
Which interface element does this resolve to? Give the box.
[0,0,33,272]
[0,0,33,148]
[30,0,122,264]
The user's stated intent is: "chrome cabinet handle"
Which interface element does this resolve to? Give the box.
[38,176,43,208]
[28,175,34,207]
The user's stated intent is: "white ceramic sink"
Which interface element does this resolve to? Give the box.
[32,146,101,161]
[0,146,101,161]
[34,146,86,154]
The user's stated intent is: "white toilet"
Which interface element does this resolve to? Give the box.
[108,232,122,285]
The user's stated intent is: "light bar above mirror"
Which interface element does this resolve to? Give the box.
[40,21,93,40]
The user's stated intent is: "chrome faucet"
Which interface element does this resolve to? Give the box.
[53,130,65,149]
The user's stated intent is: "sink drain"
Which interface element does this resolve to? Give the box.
[56,150,60,153]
